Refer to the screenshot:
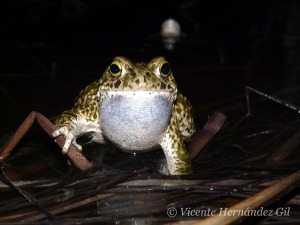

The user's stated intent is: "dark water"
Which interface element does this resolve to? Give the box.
[1,2,300,224]
[1,0,300,169]
[1,0,300,171]
[1,0,300,134]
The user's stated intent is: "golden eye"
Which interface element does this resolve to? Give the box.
[159,61,171,78]
[110,61,122,77]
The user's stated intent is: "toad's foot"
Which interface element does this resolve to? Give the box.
[52,127,82,154]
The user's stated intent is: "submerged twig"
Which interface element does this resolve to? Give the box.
[265,128,300,166]
[192,169,300,225]
[6,168,149,223]
[245,86,300,115]
[0,166,54,220]
[188,112,227,160]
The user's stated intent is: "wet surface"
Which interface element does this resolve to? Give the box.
[1,1,300,224]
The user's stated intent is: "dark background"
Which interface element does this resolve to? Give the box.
[1,0,300,136]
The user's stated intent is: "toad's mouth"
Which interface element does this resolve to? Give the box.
[99,90,175,152]
[100,89,174,99]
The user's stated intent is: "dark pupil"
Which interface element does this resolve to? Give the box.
[161,63,170,75]
[110,64,120,74]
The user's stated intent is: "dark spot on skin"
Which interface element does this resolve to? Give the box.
[176,107,182,114]
[131,72,137,78]
[146,71,151,77]
[114,80,121,88]
[135,79,140,85]
[160,82,166,89]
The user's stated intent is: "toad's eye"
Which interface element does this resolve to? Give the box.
[110,61,122,77]
[159,61,171,78]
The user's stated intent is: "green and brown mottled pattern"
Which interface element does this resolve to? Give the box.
[161,114,192,174]
[54,56,196,175]
[174,92,196,139]
[54,111,77,132]
[99,57,177,92]
[74,81,100,107]
[74,81,100,121]
[54,81,101,130]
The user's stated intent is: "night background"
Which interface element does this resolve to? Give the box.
[1,1,300,224]
[1,0,300,133]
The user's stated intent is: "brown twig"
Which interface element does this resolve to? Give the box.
[0,166,54,220]
[265,128,300,166]
[188,112,227,160]
[0,111,92,170]
[14,168,149,223]
[192,169,300,225]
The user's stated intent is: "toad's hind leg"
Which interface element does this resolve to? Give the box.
[160,115,192,175]
[0,111,92,170]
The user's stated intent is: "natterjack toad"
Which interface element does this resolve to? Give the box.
[53,56,196,175]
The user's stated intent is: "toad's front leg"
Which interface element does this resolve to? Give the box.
[0,111,92,170]
[160,116,192,175]
[52,109,85,154]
